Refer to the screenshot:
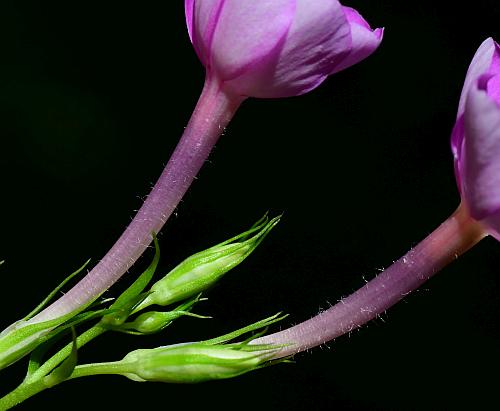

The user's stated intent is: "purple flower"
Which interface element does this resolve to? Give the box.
[452,38,500,239]
[185,0,383,98]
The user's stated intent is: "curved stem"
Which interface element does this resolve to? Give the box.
[0,324,107,410]
[255,204,486,357]
[30,77,244,323]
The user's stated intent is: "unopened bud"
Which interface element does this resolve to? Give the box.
[121,342,272,383]
[120,310,209,334]
[75,314,287,383]
[136,215,280,310]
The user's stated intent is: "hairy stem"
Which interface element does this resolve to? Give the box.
[30,78,244,323]
[255,204,486,357]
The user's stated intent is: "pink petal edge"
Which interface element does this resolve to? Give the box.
[330,8,383,75]
[462,78,500,221]
[458,38,499,118]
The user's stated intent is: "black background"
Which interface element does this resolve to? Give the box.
[1,1,499,410]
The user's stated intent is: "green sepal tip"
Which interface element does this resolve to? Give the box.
[115,294,209,335]
[202,312,288,346]
[22,259,91,321]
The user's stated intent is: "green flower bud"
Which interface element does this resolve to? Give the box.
[0,260,91,370]
[69,314,288,383]
[114,295,209,334]
[0,310,83,370]
[121,343,272,383]
[0,322,50,370]
[136,215,280,310]
[119,310,210,334]
[124,311,183,333]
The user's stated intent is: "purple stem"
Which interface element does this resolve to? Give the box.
[31,78,244,323]
[254,204,486,357]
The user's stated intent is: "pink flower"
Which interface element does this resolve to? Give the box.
[452,38,500,239]
[185,0,383,98]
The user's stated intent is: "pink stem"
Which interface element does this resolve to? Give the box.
[255,204,486,357]
[31,77,244,323]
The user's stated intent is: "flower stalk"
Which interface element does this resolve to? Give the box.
[254,204,486,356]
[29,78,244,324]
[1,0,382,352]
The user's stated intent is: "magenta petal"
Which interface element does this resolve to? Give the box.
[185,0,195,42]
[224,0,352,98]
[330,7,383,75]
[462,78,500,222]
[458,38,500,118]
[210,0,296,80]
[485,71,500,105]
[342,5,371,29]
[186,0,225,67]
[186,0,382,98]
[451,115,465,191]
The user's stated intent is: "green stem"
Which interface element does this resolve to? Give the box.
[0,324,108,410]
[0,379,47,411]
[69,361,132,380]
[25,324,107,384]
[0,358,130,410]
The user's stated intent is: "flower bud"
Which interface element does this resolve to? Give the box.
[0,311,77,370]
[136,216,280,309]
[74,314,286,383]
[186,0,383,98]
[451,38,500,239]
[119,309,209,335]
[121,343,271,383]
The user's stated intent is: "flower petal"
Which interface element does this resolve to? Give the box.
[186,0,226,67]
[451,115,465,191]
[187,1,382,98]
[485,68,500,105]
[462,75,500,221]
[210,0,296,80]
[329,7,383,74]
[185,0,195,42]
[225,0,352,97]
[458,38,500,118]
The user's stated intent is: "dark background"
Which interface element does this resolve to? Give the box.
[1,1,499,410]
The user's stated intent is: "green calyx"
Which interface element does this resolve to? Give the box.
[0,260,94,371]
[0,308,100,371]
[136,214,280,310]
[0,215,285,409]
[115,295,210,335]
[121,342,272,383]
